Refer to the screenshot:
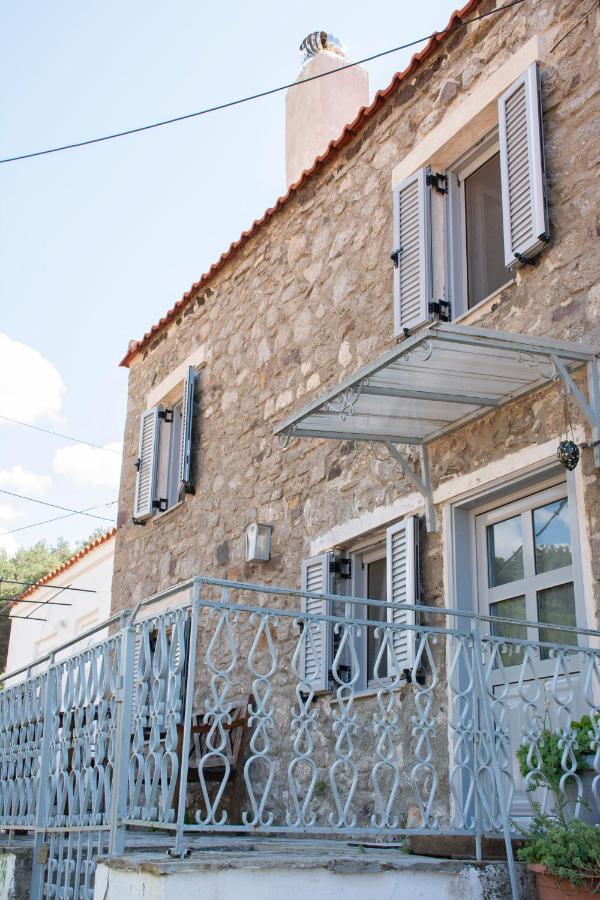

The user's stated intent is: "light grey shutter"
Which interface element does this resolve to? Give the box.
[498,62,549,270]
[393,167,432,336]
[386,517,419,675]
[133,407,160,520]
[300,553,333,691]
[179,366,196,493]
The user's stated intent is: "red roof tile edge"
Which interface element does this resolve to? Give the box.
[120,0,482,368]
[13,527,117,606]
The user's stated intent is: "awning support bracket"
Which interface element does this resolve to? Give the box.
[551,355,600,468]
[384,442,437,533]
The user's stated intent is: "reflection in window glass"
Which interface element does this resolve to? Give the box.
[465,152,506,308]
[538,582,578,659]
[533,498,572,574]
[487,515,524,587]
[367,558,387,682]
[490,596,526,667]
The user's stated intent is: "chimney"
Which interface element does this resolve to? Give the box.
[285,32,369,188]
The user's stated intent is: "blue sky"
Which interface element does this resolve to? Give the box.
[0,0,460,553]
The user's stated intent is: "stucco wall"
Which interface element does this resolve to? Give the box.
[5,538,115,679]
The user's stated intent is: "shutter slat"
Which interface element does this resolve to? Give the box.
[386,517,418,676]
[393,168,432,335]
[499,62,549,269]
[300,554,332,691]
[134,408,160,520]
[179,366,196,493]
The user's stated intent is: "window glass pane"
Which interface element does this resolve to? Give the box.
[533,498,572,574]
[487,514,524,587]
[465,152,506,308]
[538,582,578,660]
[367,557,387,681]
[490,596,526,667]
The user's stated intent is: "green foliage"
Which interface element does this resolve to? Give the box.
[516,716,595,794]
[517,815,600,888]
[0,538,74,603]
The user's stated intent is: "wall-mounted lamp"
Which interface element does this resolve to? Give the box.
[245,523,273,562]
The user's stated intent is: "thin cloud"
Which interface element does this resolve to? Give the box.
[53,442,122,490]
[0,334,65,424]
[0,465,51,497]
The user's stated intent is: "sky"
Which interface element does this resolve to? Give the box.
[0,0,461,555]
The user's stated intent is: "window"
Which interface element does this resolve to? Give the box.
[448,135,510,313]
[300,517,419,692]
[475,484,580,669]
[392,62,549,334]
[133,366,197,522]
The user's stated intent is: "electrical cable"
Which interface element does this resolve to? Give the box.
[0,501,118,536]
[0,0,526,165]
[0,488,117,522]
[0,578,96,593]
[0,414,121,453]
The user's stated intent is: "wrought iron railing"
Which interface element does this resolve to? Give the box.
[1,576,600,900]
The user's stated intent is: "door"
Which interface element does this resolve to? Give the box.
[474,482,586,819]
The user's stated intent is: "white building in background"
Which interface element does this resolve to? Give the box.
[5,528,116,676]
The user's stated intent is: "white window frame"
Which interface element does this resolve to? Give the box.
[156,399,183,513]
[446,128,512,320]
[474,482,585,678]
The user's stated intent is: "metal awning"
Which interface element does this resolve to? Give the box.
[274,323,600,531]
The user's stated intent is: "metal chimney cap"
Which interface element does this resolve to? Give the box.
[299,32,346,61]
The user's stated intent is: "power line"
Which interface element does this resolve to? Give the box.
[0,595,71,607]
[0,414,121,454]
[5,614,46,622]
[0,501,118,536]
[0,578,96,593]
[0,488,117,522]
[0,0,526,166]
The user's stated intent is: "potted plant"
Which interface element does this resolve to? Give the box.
[516,715,600,896]
[516,715,598,824]
[517,815,600,898]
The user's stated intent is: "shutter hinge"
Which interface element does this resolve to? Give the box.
[514,252,538,268]
[329,558,352,579]
[153,498,169,512]
[134,457,141,471]
[428,299,452,322]
[158,408,174,423]
[132,517,147,526]
[426,172,448,194]
[390,247,402,268]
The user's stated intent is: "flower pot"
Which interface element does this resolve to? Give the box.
[528,863,599,899]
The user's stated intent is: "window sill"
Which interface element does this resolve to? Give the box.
[152,499,185,524]
[453,279,514,326]
[326,682,411,703]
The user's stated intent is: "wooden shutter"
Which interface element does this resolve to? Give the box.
[498,62,549,270]
[392,167,432,336]
[133,407,160,521]
[300,553,333,691]
[386,517,419,675]
[179,366,196,493]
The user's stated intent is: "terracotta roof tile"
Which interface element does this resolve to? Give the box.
[12,527,117,607]
[120,0,482,368]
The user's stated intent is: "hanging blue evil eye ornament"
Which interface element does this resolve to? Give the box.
[557,390,580,470]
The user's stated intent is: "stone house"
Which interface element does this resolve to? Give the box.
[112,0,600,833]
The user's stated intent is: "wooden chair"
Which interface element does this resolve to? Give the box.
[175,695,254,823]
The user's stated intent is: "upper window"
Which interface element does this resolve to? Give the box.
[392,62,549,334]
[448,136,510,313]
[133,366,197,522]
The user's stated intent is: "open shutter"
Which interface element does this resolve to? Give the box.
[386,517,419,675]
[300,553,333,691]
[133,407,160,521]
[393,167,432,336]
[179,366,196,494]
[498,62,549,269]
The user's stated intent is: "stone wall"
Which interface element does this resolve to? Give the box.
[111,0,600,828]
